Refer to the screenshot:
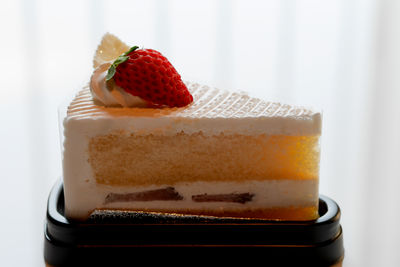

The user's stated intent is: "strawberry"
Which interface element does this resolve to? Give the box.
[106,46,193,108]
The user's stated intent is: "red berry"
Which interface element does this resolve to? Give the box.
[112,48,193,108]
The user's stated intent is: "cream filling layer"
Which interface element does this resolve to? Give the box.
[64,180,318,220]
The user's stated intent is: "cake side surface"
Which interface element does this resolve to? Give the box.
[63,84,321,221]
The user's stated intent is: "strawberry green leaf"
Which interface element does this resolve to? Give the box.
[106,46,139,81]
[105,65,116,81]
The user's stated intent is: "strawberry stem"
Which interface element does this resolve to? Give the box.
[106,46,139,81]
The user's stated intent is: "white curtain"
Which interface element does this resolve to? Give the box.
[0,0,399,266]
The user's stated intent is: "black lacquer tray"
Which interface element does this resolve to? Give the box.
[44,179,344,266]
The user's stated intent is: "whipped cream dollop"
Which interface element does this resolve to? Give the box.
[90,63,148,107]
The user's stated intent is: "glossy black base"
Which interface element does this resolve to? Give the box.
[44,179,344,266]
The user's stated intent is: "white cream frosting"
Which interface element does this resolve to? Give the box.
[67,82,322,137]
[90,63,148,107]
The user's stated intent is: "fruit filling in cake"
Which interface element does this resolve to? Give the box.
[62,33,322,221]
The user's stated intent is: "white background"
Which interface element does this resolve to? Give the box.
[1,0,400,266]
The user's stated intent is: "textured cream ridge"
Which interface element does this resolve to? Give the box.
[65,82,322,136]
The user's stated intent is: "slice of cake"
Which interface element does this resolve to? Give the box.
[62,33,322,221]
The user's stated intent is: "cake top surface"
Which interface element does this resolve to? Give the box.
[65,81,321,136]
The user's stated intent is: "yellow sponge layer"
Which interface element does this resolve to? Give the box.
[88,133,320,186]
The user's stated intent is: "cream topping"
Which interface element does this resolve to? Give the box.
[90,63,148,107]
[66,82,322,136]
